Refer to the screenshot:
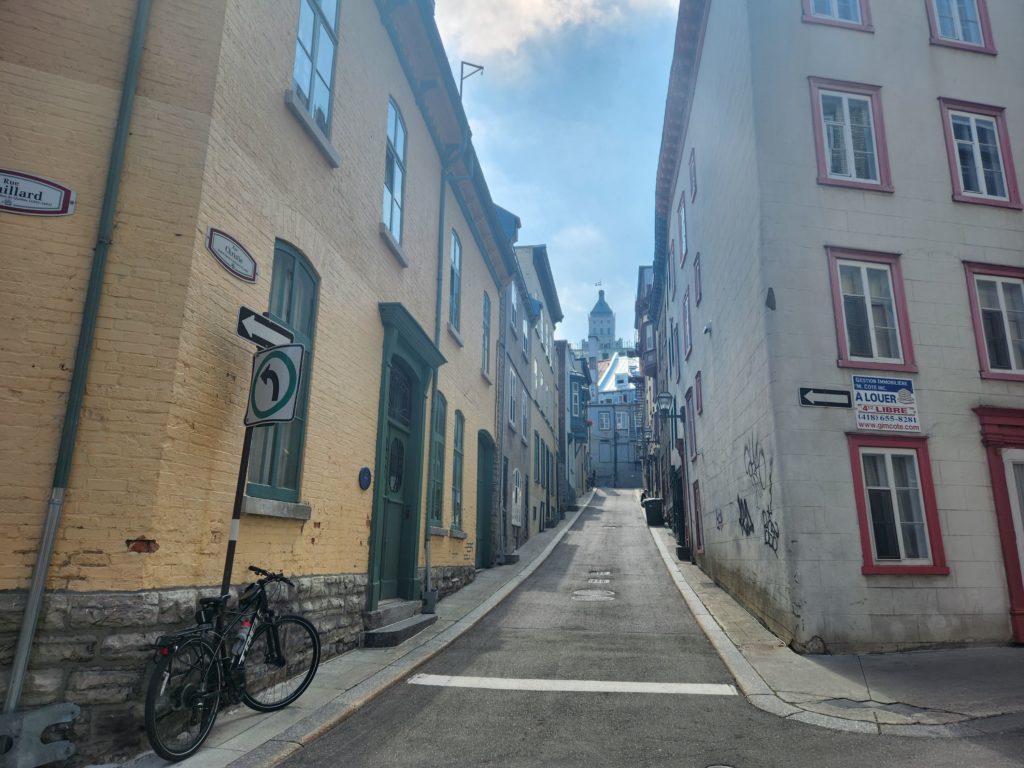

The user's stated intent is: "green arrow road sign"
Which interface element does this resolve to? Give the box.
[245,344,304,427]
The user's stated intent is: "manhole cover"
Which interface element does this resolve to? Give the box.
[572,589,616,601]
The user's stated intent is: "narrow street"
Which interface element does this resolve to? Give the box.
[278,491,1024,768]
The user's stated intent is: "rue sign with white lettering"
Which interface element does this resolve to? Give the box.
[852,375,920,433]
[0,169,76,216]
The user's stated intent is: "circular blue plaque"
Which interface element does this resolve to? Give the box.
[358,467,372,491]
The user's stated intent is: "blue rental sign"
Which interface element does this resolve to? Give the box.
[852,375,920,433]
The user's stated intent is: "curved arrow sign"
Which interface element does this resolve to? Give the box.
[245,344,304,426]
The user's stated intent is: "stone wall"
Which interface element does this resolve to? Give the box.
[0,572,366,765]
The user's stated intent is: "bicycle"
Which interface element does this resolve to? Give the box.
[143,565,321,762]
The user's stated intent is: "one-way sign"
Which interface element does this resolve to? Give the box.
[237,305,294,349]
[799,387,852,408]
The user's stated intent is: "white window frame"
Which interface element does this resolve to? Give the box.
[811,0,861,24]
[521,388,529,441]
[949,110,1009,201]
[837,259,904,364]
[819,89,880,184]
[974,274,1024,372]
[572,383,580,417]
[508,369,517,429]
[599,411,611,431]
[858,447,932,565]
[382,99,406,240]
[932,0,982,44]
[616,411,628,431]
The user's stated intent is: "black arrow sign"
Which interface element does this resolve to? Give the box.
[237,305,294,349]
[260,368,280,401]
[799,387,852,408]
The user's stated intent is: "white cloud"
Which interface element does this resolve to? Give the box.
[435,0,676,65]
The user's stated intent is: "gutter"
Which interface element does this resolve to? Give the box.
[4,0,152,715]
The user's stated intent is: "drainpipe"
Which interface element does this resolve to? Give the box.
[4,0,152,715]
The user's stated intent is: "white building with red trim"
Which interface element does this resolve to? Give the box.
[647,0,1024,652]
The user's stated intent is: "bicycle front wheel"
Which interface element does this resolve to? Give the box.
[242,615,320,712]
[144,637,221,762]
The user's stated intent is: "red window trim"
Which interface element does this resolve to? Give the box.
[808,77,894,193]
[924,0,996,55]
[826,246,918,373]
[677,195,688,268]
[800,0,874,32]
[695,370,703,414]
[694,252,702,306]
[689,148,697,203]
[964,261,1024,381]
[685,387,696,461]
[938,98,1022,210]
[670,240,677,300]
[673,322,681,384]
[683,289,692,360]
[846,433,949,576]
[693,478,703,553]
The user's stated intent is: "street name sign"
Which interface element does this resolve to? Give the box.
[1,168,76,216]
[799,387,852,408]
[852,375,920,433]
[208,228,258,282]
[237,305,294,349]
[245,344,304,427]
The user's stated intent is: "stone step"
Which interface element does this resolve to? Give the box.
[362,599,421,630]
[362,613,438,648]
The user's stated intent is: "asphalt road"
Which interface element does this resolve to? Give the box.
[279,489,1024,768]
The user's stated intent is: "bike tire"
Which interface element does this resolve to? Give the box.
[144,637,221,762]
[242,614,320,712]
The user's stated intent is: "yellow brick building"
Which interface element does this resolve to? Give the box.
[0,0,521,761]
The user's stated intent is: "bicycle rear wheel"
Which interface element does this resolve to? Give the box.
[242,615,320,711]
[144,637,221,762]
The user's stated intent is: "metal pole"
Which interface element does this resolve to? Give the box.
[221,426,254,596]
[4,0,151,716]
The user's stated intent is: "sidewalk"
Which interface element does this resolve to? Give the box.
[649,522,1024,738]
[124,493,594,768]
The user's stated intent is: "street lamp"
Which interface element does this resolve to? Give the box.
[655,391,683,419]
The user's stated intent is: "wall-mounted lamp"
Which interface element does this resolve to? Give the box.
[655,392,684,420]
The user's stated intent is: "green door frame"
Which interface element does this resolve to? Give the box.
[368,304,446,611]
[475,430,495,568]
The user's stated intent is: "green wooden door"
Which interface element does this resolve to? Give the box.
[380,363,414,600]
[475,433,494,569]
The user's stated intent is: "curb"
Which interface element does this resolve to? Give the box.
[227,495,594,768]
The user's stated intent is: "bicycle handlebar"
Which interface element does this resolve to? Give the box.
[247,565,294,587]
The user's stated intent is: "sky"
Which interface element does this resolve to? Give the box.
[434,0,678,347]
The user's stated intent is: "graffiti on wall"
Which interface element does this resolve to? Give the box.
[738,433,779,555]
[715,508,723,531]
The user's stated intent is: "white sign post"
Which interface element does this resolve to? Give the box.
[852,375,920,433]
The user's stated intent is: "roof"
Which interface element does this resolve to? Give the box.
[591,289,613,316]
[515,244,563,324]
[595,352,641,394]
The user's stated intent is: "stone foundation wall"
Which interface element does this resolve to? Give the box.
[428,565,476,599]
[0,573,368,765]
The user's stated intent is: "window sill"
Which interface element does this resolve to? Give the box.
[379,222,409,267]
[481,369,493,385]
[818,175,894,194]
[862,564,950,576]
[429,526,449,538]
[929,36,996,56]
[837,359,919,374]
[449,528,467,540]
[801,14,874,33]
[951,192,1022,210]
[284,88,340,168]
[447,322,464,347]
[242,495,312,521]
[980,370,1024,382]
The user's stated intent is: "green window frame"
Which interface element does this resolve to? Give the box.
[449,230,462,331]
[248,241,319,503]
[482,292,491,375]
[292,0,339,136]
[382,99,406,241]
[452,411,465,530]
[427,392,447,525]
[534,431,540,481]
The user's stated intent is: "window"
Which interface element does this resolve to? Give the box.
[248,241,319,503]
[801,0,872,30]
[292,0,339,135]
[939,100,1020,209]
[695,371,703,415]
[809,78,893,192]
[534,431,540,480]
[616,411,628,431]
[847,435,949,575]
[693,479,703,553]
[965,263,1024,380]
[451,411,464,530]
[599,411,611,431]
[677,195,688,266]
[926,0,994,53]
[510,286,518,331]
[508,369,517,429]
[481,292,491,376]
[682,290,692,360]
[685,388,696,460]
[827,247,916,372]
[427,393,447,526]
[521,388,528,439]
[689,148,697,203]
[669,241,676,298]
[522,317,529,355]
[449,230,461,330]
[672,323,681,383]
[381,99,406,241]
[694,252,702,306]
[511,468,522,527]
[572,383,580,417]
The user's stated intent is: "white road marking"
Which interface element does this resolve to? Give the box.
[409,674,737,696]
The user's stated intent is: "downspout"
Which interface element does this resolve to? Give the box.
[423,132,471,605]
[4,0,152,715]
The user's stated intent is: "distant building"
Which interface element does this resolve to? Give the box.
[577,289,629,370]
[556,340,592,506]
[587,353,643,488]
